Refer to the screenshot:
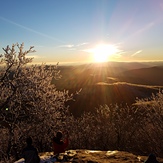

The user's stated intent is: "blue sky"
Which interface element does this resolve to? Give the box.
[0,0,163,64]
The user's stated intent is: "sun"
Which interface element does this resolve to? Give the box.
[92,44,119,62]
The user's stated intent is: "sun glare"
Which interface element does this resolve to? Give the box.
[92,44,120,62]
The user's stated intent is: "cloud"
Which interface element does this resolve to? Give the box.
[26,55,45,59]
[131,50,142,57]
[114,53,123,58]
[57,42,89,50]
[130,22,154,39]
[58,44,75,48]
[136,23,154,34]
[76,42,89,47]
[82,48,93,53]
[0,16,65,43]
[82,44,123,54]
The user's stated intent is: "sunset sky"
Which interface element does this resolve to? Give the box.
[0,0,163,64]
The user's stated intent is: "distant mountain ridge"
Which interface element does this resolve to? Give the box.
[53,63,163,116]
[120,66,163,86]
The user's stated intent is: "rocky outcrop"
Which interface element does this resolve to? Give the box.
[15,150,163,163]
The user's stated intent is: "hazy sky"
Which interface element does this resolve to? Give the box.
[0,0,163,64]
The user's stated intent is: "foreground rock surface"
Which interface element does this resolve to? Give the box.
[15,150,163,163]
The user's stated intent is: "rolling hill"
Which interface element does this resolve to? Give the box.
[119,66,163,86]
[53,62,163,116]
